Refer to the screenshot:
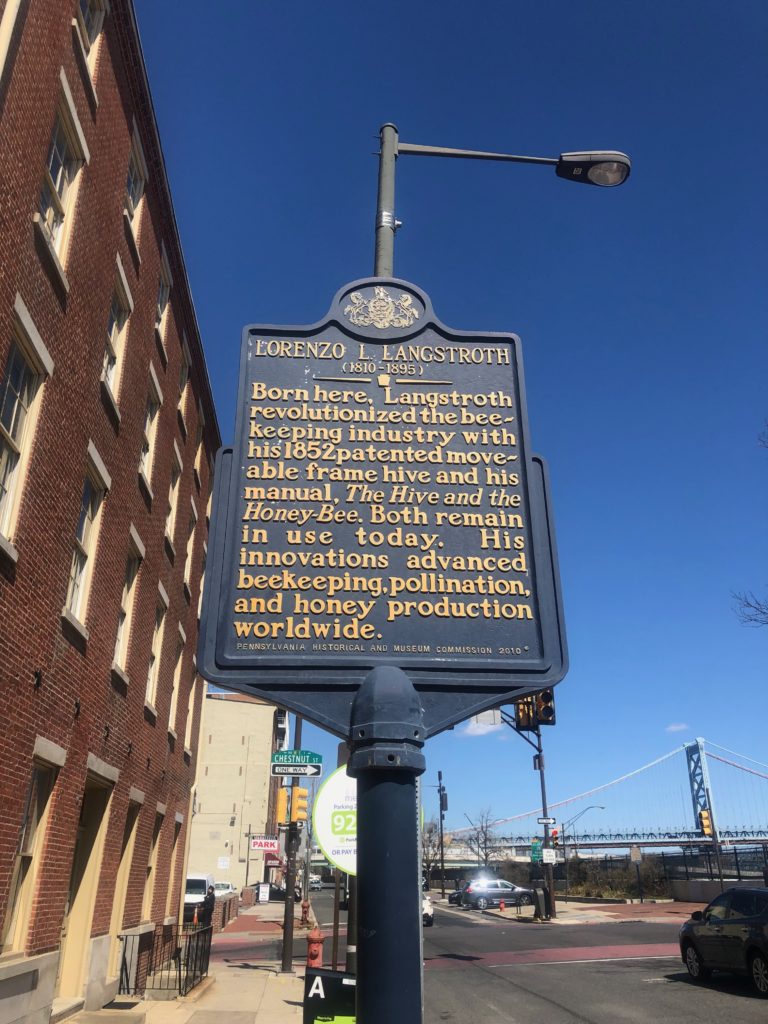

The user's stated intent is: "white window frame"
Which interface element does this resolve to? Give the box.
[112,524,144,677]
[0,296,54,556]
[124,124,148,235]
[168,624,185,735]
[138,363,163,496]
[35,69,90,267]
[64,441,111,628]
[145,582,169,711]
[164,440,183,549]
[74,0,107,66]
[101,253,133,403]
[155,243,172,341]
[183,496,198,591]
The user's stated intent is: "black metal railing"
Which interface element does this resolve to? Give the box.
[118,925,212,997]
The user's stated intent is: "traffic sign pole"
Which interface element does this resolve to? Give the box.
[348,666,425,1024]
[280,716,303,974]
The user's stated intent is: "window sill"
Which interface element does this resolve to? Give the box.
[123,209,141,266]
[0,532,19,565]
[138,468,153,504]
[110,662,129,687]
[163,916,177,927]
[144,699,157,719]
[168,728,177,740]
[193,466,201,492]
[61,606,89,642]
[184,746,192,759]
[177,408,187,442]
[33,215,70,295]
[71,19,98,114]
[100,378,121,426]
[183,580,192,604]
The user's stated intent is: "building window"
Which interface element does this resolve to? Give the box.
[113,547,141,673]
[1,763,57,952]
[0,346,39,539]
[197,541,207,618]
[0,297,54,550]
[37,73,89,260]
[101,258,134,400]
[183,501,198,590]
[145,593,167,709]
[125,132,147,231]
[138,366,163,492]
[75,0,106,59]
[66,474,104,621]
[164,445,182,547]
[184,676,197,751]
[168,637,184,734]
[155,246,172,340]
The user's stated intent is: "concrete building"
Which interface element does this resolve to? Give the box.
[0,2,220,1020]
[188,693,287,892]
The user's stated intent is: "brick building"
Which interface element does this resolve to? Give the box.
[0,1,220,1020]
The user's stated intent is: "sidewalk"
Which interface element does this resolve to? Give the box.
[433,892,704,926]
[121,902,311,1024]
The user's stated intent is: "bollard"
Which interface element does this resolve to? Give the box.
[300,899,310,928]
[306,926,324,969]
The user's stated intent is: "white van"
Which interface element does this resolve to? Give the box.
[184,872,214,922]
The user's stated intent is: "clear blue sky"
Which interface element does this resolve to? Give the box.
[135,0,767,834]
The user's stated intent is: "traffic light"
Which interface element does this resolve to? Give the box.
[276,786,289,825]
[699,809,713,837]
[291,787,309,824]
[535,689,556,726]
[515,696,536,731]
[551,828,559,848]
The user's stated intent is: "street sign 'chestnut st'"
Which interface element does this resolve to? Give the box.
[197,277,567,737]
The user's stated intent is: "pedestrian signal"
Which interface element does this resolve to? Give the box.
[291,787,309,824]
[551,829,559,847]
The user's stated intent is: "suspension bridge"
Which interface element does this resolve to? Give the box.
[451,738,768,851]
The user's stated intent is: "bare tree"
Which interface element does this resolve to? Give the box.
[421,818,442,885]
[464,808,502,868]
[733,422,768,626]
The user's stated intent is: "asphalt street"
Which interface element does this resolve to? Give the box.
[423,902,767,1023]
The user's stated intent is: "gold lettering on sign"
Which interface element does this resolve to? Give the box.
[231,333,536,656]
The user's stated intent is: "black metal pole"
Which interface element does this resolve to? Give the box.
[348,666,425,1024]
[346,876,357,974]
[331,869,341,971]
[280,716,303,973]
[535,725,556,919]
[438,771,446,900]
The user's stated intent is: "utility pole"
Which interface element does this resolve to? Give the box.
[280,716,303,974]
[438,771,447,899]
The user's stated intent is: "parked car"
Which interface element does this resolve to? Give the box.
[461,878,535,911]
[423,894,434,927]
[679,887,768,996]
[448,888,464,906]
[214,881,238,897]
[260,882,301,903]
[183,872,215,922]
[309,878,323,891]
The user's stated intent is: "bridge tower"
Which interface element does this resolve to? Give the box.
[685,737,722,843]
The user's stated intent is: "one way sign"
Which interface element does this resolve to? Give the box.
[271,763,322,777]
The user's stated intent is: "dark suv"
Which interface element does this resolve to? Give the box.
[679,887,768,996]
[461,878,535,910]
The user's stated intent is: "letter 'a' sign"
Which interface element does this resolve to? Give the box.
[197,278,567,737]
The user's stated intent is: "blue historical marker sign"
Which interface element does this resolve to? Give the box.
[197,278,567,737]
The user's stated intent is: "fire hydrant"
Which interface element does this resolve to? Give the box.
[499,899,505,913]
[306,926,324,969]
[300,898,310,928]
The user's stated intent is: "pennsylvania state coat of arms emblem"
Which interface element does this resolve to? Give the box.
[343,286,421,329]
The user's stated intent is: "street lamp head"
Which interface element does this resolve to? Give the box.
[556,151,631,187]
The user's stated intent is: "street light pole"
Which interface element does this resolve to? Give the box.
[438,771,446,899]
[373,123,631,277]
[534,724,556,919]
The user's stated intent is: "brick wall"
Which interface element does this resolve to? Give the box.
[0,0,220,970]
